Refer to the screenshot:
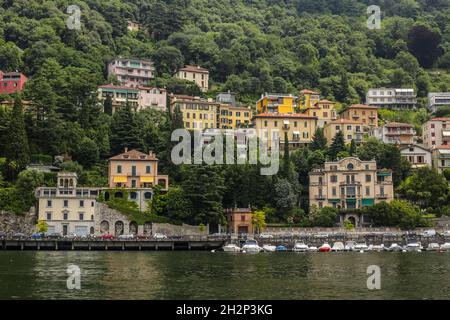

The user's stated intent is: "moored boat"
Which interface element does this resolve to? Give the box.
[318,242,331,252]
[308,246,318,252]
[405,242,423,252]
[262,244,276,252]
[441,243,450,251]
[241,239,262,253]
[426,243,440,252]
[222,243,241,252]
[344,241,356,251]
[276,245,287,252]
[293,242,309,252]
[386,243,402,252]
[353,243,369,252]
[331,242,344,252]
[371,244,385,252]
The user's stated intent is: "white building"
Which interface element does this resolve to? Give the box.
[428,92,450,114]
[400,144,432,169]
[108,58,155,87]
[366,88,417,110]
[369,122,416,145]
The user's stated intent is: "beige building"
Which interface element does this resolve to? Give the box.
[224,208,254,235]
[309,157,394,226]
[35,172,100,236]
[217,105,253,129]
[303,99,338,127]
[176,65,209,92]
[323,119,364,146]
[432,145,450,174]
[340,104,378,128]
[370,122,416,145]
[170,94,219,130]
[253,113,318,150]
[422,117,450,149]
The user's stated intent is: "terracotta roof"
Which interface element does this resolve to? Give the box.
[435,145,450,149]
[329,118,363,125]
[109,149,158,161]
[318,99,335,104]
[178,65,209,73]
[253,113,317,119]
[384,122,413,128]
[99,84,139,91]
[430,117,450,121]
[138,86,166,92]
[300,89,319,95]
[346,104,378,110]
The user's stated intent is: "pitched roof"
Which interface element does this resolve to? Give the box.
[430,117,450,121]
[99,84,139,91]
[178,65,209,73]
[109,149,158,161]
[435,145,450,150]
[138,86,167,92]
[384,121,413,128]
[328,118,363,125]
[253,113,317,119]
[318,99,335,104]
[300,89,319,95]
[346,104,378,110]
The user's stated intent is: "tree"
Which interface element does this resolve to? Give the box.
[4,96,30,179]
[74,137,99,169]
[103,95,113,116]
[310,127,328,151]
[398,167,449,208]
[328,131,345,161]
[408,24,442,68]
[310,206,338,227]
[109,103,143,155]
[153,46,184,76]
[36,220,48,234]
[252,210,266,234]
[349,139,357,156]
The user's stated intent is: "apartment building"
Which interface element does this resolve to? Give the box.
[370,122,416,145]
[138,86,167,111]
[107,58,155,87]
[170,94,219,130]
[428,92,450,114]
[400,144,432,169]
[217,105,253,129]
[340,104,378,128]
[253,113,317,150]
[366,88,417,110]
[422,118,450,149]
[216,91,237,107]
[309,157,394,225]
[176,65,209,92]
[0,71,27,94]
[256,93,297,114]
[303,99,338,127]
[323,119,364,146]
[299,89,320,110]
[35,172,100,236]
[432,146,450,174]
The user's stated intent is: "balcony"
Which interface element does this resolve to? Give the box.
[315,195,326,200]
[339,181,361,186]
[340,194,359,199]
[377,194,388,199]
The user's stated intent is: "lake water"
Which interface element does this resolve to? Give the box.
[1,251,450,299]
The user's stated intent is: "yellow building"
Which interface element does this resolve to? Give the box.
[35,172,100,236]
[256,93,297,114]
[299,89,321,110]
[303,99,338,127]
[323,119,364,146]
[217,105,253,129]
[340,104,378,128]
[175,65,209,92]
[170,94,219,130]
[253,113,318,150]
[309,157,394,226]
[108,148,168,190]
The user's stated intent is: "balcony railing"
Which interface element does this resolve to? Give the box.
[377,194,388,199]
[315,195,326,200]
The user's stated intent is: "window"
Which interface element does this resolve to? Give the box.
[366,187,370,196]
[91,201,95,207]
[91,215,94,221]
[241,215,245,222]
[63,213,68,220]
[330,175,337,183]
[146,166,151,174]
[117,165,122,174]
[131,166,136,176]
[46,213,52,220]
[79,200,84,207]
[79,213,84,221]
[332,187,337,196]
[347,163,354,170]
[274,121,278,127]
[264,120,268,127]
[131,180,136,188]
[366,175,371,182]
[47,200,52,207]
[63,200,69,207]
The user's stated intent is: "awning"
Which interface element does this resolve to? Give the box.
[346,199,356,204]
[140,176,154,183]
[362,199,374,206]
[377,172,391,176]
[293,131,300,135]
[283,120,290,125]
[328,199,340,203]
[442,131,450,137]
[113,176,127,183]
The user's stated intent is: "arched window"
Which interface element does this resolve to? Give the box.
[144,192,152,200]
[347,163,354,170]
[130,192,138,200]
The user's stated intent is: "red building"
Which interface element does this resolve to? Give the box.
[0,71,27,94]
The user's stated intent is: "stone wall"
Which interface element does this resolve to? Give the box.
[0,209,36,234]
[152,223,209,236]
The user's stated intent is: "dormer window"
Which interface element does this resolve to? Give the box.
[123,155,129,159]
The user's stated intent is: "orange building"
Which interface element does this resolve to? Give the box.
[225,208,253,235]
[108,148,168,190]
[340,104,378,128]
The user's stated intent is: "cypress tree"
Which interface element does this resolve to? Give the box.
[310,127,328,151]
[4,96,30,178]
[349,139,357,156]
[283,131,290,178]
[109,102,143,155]
[104,95,113,116]
[328,131,345,161]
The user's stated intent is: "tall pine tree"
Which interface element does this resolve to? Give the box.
[328,131,345,161]
[4,96,30,179]
[310,127,328,151]
[109,102,143,155]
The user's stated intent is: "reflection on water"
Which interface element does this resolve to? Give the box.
[0,251,450,299]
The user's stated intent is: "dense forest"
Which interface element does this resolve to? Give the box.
[0,0,449,228]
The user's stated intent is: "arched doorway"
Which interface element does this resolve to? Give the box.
[347,216,356,227]
[129,221,138,235]
[115,191,123,198]
[144,222,152,235]
[90,227,95,235]
[100,220,110,233]
[115,221,124,236]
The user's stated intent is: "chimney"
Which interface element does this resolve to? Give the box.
[149,151,153,157]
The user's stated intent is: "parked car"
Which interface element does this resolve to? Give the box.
[118,234,134,240]
[12,233,27,239]
[136,235,149,240]
[259,233,274,239]
[48,232,62,239]
[153,233,168,240]
[99,234,114,240]
[442,231,450,237]
[63,233,77,239]
[420,229,436,237]
[31,233,44,239]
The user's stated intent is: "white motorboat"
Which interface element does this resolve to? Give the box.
[371,244,385,252]
[292,242,309,252]
[262,244,276,252]
[405,242,423,252]
[331,242,345,252]
[344,241,356,251]
[354,243,369,252]
[441,243,450,251]
[387,243,402,252]
[242,239,262,253]
[308,246,318,252]
[426,243,440,252]
[222,243,241,252]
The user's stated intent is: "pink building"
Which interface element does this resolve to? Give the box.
[0,71,27,94]
[107,58,155,87]
[138,86,167,111]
